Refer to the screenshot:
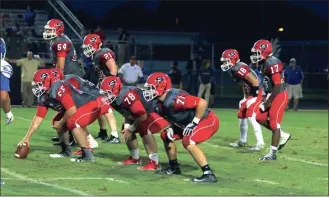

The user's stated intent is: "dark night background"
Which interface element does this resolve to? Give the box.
[1,0,328,41]
[1,0,328,107]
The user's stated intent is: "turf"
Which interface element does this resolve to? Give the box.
[1,108,328,196]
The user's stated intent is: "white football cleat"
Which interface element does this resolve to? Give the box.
[5,114,14,125]
[249,144,265,151]
[278,132,291,150]
[229,140,247,147]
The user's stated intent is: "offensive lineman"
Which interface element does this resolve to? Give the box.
[143,72,220,183]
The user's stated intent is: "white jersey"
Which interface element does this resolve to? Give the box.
[1,59,13,78]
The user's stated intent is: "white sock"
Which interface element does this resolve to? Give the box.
[270,146,277,155]
[6,111,13,118]
[111,131,119,138]
[239,118,248,143]
[149,153,159,164]
[248,116,264,145]
[130,149,139,160]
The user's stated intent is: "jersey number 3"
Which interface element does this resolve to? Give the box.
[124,93,136,105]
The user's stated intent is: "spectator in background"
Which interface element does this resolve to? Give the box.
[118,56,143,86]
[6,51,45,107]
[168,61,182,89]
[284,58,304,111]
[94,25,106,43]
[117,27,130,67]
[24,6,36,28]
[197,60,213,104]
[137,60,149,88]
[186,53,201,95]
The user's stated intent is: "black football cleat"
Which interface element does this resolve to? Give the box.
[53,137,76,146]
[278,134,291,150]
[70,156,95,162]
[192,171,217,183]
[95,132,108,140]
[156,165,181,175]
[259,154,277,161]
[51,136,60,142]
[103,135,121,144]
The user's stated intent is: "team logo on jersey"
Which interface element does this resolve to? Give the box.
[109,80,116,87]
[155,77,164,83]
[40,73,48,80]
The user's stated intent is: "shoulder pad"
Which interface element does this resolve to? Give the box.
[264,56,281,67]
[163,89,188,108]
[115,86,136,105]
[49,81,63,99]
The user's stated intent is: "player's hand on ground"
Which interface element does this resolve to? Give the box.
[183,122,198,136]
[166,127,175,141]
[17,138,30,147]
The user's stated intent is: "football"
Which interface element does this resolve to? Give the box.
[14,143,30,159]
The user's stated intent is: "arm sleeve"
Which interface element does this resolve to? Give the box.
[36,105,49,118]
[128,100,147,117]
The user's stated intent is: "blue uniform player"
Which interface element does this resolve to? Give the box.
[1,38,14,125]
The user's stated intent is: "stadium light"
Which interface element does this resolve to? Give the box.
[278,27,284,32]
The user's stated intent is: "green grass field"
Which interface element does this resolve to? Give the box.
[1,108,328,196]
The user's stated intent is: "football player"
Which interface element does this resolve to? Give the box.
[143,72,219,183]
[250,39,291,160]
[43,19,84,77]
[43,18,85,144]
[82,34,120,144]
[17,69,107,162]
[100,76,170,171]
[0,38,14,125]
[220,49,265,151]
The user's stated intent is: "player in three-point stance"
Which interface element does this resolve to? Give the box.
[100,76,170,171]
[220,49,265,151]
[250,39,291,160]
[143,72,219,183]
[0,38,14,125]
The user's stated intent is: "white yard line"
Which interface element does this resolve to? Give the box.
[253,179,278,185]
[2,176,129,184]
[204,142,328,167]
[1,168,90,196]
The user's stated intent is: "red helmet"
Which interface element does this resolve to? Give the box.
[32,69,54,97]
[220,49,240,71]
[82,34,102,57]
[100,76,123,104]
[143,72,172,101]
[250,39,273,63]
[43,19,64,40]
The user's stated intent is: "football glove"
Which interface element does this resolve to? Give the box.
[183,118,199,136]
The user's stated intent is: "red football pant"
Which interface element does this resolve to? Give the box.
[161,111,220,148]
[256,91,288,131]
[237,96,262,119]
[66,97,111,131]
[137,112,169,137]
